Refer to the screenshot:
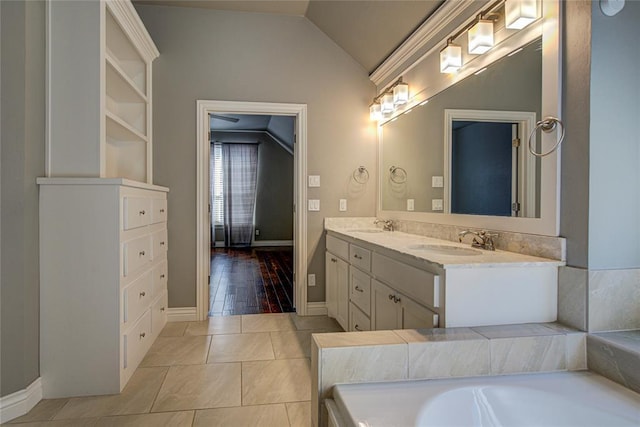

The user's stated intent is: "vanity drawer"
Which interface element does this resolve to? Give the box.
[151,260,168,297]
[350,244,371,272]
[151,198,167,224]
[151,290,168,336]
[326,234,349,261]
[123,235,152,276]
[123,197,151,230]
[349,302,370,332]
[372,253,440,309]
[122,309,151,370]
[152,229,168,260]
[349,267,371,315]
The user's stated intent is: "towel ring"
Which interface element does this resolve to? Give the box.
[352,166,369,184]
[389,166,407,184]
[528,116,565,158]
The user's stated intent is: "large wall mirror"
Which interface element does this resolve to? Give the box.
[377,0,560,236]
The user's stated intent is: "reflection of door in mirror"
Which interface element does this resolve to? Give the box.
[444,109,538,218]
[451,121,515,216]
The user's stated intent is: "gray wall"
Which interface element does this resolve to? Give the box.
[0,0,45,397]
[560,0,640,270]
[135,5,377,307]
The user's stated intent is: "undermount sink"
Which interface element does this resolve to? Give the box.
[407,244,482,256]
[346,228,384,233]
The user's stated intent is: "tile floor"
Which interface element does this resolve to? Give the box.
[8,313,342,426]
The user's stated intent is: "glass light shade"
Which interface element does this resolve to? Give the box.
[468,20,494,54]
[369,103,382,121]
[440,44,462,73]
[505,0,537,30]
[393,82,409,105]
[380,92,394,114]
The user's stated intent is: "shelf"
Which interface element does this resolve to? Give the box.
[105,10,146,94]
[106,110,147,143]
[106,54,147,102]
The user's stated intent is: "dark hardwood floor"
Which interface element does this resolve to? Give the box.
[209,247,295,316]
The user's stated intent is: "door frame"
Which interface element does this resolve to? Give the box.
[196,100,308,321]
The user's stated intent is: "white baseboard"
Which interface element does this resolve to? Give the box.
[167,307,198,322]
[252,240,293,247]
[0,377,42,423]
[306,302,328,316]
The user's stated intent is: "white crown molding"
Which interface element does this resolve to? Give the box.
[106,0,159,61]
[167,307,198,322]
[370,0,479,87]
[0,378,42,424]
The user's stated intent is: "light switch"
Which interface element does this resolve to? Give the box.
[339,199,347,211]
[432,199,443,211]
[308,175,320,187]
[432,176,444,188]
[308,199,320,211]
[407,199,415,211]
[308,274,316,287]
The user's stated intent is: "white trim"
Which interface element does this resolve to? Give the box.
[0,378,42,424]
[306,302,328,316]
[197,100,308,321]
[252,240,294,247]
[370,0,478,86]
[167,307,198,322]
[105,0,159,61]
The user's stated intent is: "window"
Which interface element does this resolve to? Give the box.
[212,143,224,225]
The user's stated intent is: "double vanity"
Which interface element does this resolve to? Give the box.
[325,218,563,331]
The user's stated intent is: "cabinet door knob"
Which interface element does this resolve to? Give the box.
[389,294,394,300]
[139,210,146,215]
[139,332,146,339]
[139,250,145,256]
[160,209,165,213]
[331,258,337,263]
[139,291,146,297]
[160,307,165,312]
[354,324,362,331]
[160,241,165,246]
[394,296,402,304]
[353,254,362,260]
[355,285,364,293]
[160,274,165,279]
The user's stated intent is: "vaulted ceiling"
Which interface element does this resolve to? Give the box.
[133,0,444,74]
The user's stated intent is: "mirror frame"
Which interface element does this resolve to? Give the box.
[376,0,561,236]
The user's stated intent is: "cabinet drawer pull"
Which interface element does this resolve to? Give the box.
[160,274,165,279]
[139,332,146,339]
[160,209,165,213]
[331,258,337,263]
[389,294,394,300]
[394,295,401,304]
[354,324,362,331]
[353,254,362,260]
[160,307,165,312]
[139,291,146,297]
[139,210,146,215]
[355,285,364,293]
[139,250,145,256]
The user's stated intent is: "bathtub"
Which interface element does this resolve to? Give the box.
[329,371,640,427]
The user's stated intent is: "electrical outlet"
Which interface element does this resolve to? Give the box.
[339,199,347,211]
[407,199,415,211]
[432,199,443,211]
[308,274,316,287]
[255,229,260,236]
[308,199,320,211]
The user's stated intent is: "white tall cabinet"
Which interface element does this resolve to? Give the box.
[40,0,166,398]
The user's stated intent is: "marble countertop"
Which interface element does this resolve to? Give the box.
[325,223,564,269]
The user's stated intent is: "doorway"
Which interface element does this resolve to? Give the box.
[209,113,295,316]
[196,100,308,321]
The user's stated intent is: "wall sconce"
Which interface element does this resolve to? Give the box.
[440,41,462,73]
[380,92,394,114]
[369,102,382,121]
[468,19,494,54]
[393,80,409,105]
[505,0,537,29]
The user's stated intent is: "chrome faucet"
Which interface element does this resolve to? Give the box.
[458,229,497,251]
[374,219,394,232]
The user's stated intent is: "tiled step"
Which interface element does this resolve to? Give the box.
[587,330,640,394]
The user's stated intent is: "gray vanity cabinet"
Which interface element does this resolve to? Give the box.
[371,279,438,330]
[325,237,349,331]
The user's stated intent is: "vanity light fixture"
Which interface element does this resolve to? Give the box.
[369,102,382,121]
[369,77,412,120]
[505,0,537,30]
[440,40,462,73]
[380,92,394,114]
[468,19,494,54]
[393,80,409,106]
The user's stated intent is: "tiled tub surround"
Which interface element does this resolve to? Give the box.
[325,219,563,328]
[324,217,566,261]
[311,323,587,427]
